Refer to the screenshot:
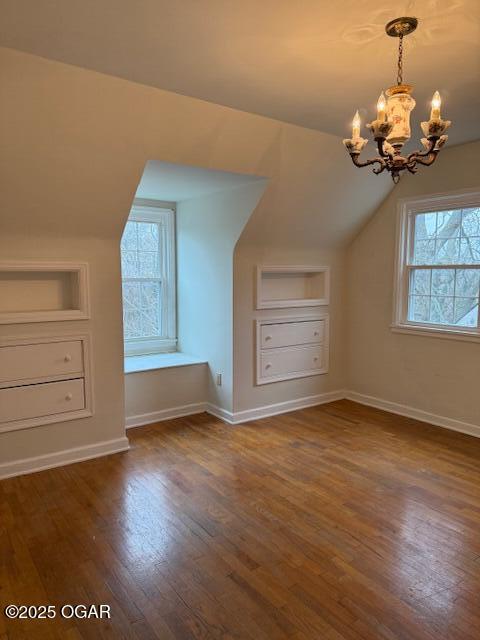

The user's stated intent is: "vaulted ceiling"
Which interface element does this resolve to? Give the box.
[1,0,479,145]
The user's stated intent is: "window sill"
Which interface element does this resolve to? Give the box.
[391,323,480,343]
[124,353,207,374]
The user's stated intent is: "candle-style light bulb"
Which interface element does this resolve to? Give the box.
[430,91,441,120]
[377,92,387,121]
[352,110,361,139]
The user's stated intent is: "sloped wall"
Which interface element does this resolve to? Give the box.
[177,181,268,412]
[0,46,389,469]
[346,141,480,427]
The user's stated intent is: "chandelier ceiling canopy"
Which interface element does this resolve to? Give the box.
[343,17,451,183]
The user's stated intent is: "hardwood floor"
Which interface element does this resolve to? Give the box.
[1,399,480,640]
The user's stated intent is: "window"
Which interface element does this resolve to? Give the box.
[393,190,480,340]
[121,201,176,355]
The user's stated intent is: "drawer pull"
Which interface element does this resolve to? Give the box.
[264,335,272,341]
[314,331,319,336]
[64,354,72,362]
[313,357,319,362]
[65,393,73,401]
[265,363,272,369]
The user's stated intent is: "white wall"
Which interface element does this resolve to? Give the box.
[125,364,207,425]
[346,140,480,426]
[0,234,125,466]
[177,181,268,411]
[0,46,389,470]
[233,245,347,412]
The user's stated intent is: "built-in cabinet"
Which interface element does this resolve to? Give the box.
[0,334,93,433]
[0,261,90,324]
[0,260,93,432]
[256,315,329,384]
[255,265,330,385]
[256,265,330,309]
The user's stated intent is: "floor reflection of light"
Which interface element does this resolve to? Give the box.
[115,470,179,568]
[387,494,465,609]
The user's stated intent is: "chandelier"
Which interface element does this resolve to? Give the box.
[343,17,451,183]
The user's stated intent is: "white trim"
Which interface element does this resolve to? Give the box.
[256,265,330,309]
[345,391,480,439]
[126,402,207,428]
[0,332,94,433]
[122,201,176,356]
[391,323,480,343]
[207,390,345,425]
[0,261,90,324]
[206,403,235,423]
[392,189,480,339]
[125,391,345,429]
[0,437,130,480]
[124,352,207,374]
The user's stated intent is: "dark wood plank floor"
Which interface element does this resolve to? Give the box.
[1,399,480,640]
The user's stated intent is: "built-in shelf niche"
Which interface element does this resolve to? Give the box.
[256,265,330,309]
[0,262,90,324]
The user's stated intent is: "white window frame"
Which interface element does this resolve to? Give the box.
[121,199,176,356]
[392,188,480,343]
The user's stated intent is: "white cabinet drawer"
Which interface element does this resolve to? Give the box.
[0,378,85,423]
[0,340,83,385]
[260,320,324,349]
[260,344,324,379]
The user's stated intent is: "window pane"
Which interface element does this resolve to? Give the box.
[138,251,159,277]
[408,295,430,322]
[137,221,159,251]
[412,207,480,266]
[456,269,480,297]
[430,296,454,325]
[436,210,461,238]
[414,213,437,240]
[431,269,454,296]
[434,238,460,264]
[122,281,141,310]
[454,298,478,327]
[122,281,162,339]
[139,308,161,337]
[411,269,431,295]
[123,310,138,339]
[141,281,161,308]
[412,239,436,265]
[121,250,138,277]
[461,208,480,236]
[459,237,480,264]
[121,221,138,251]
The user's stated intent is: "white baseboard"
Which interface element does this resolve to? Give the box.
[207,390,345,425]
[0,436,130,481]
[3,390,477,481]
[206,403,235,424]
[125,402,207,429]
[126,391,346,429]
[345,390,480,439]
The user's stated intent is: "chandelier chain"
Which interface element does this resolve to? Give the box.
[397,34,403,85]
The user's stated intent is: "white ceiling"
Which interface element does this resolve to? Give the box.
[136,161,267,202]
[1,0,479,145]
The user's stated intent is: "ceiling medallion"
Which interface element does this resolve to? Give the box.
[343,17,451,183]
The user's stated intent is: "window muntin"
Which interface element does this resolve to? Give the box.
[395,195,480,338]
[407,207,480,330]
[121,204,176,355]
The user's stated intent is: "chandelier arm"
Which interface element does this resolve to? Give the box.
[412,152,439,167]
[407,137,438,162]
[376,138,390,158]
[349,153,386,173]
